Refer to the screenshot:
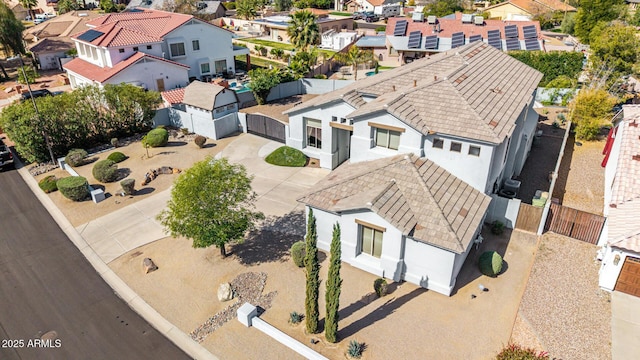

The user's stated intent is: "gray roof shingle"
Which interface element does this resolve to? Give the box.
[182,81,226,111]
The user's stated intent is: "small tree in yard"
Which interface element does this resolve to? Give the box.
[304,208,320,334]
[325,223,342,343]
[157,157,263,257]
[248,68,281,105]
[569,88,617,141]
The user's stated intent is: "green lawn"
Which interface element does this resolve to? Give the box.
[378,66,396,70]
[235,55,285,70]
[265,146,308,167]
[329,12,353,17]
[237,39,337,58]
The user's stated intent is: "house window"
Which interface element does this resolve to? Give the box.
[226,104,235,111]
[200,62,210,74]
[118,48,125,53]
[332,116,337,122]
[375,128,401,150]
[469,145,481,156]
[147,45,152,50]
[389,47,398,56]
[340,117,346,124]
[169,42,186,57]
[433,138,444,149]
[214,59,227,74]
[360,224,383,258]
[450,142,462,152]
[192,40,200,51]
[133,47,139,52]
[503,137,511,164]
[305,118,322,148]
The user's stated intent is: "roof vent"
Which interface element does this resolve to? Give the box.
[78,12,88,17]
[392,85,396,91]
[432,23,441,33]
[427,15,437,24]
[412,12,424,22]
[462,14,473,24]
[633,155,640,161]
[474,16,484,25]
[433,75,437,81]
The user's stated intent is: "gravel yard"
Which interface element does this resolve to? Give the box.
[240,94,318,123]
[511,233,611,359]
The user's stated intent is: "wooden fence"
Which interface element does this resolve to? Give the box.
[515,203,544,233]
[544,203,605,244]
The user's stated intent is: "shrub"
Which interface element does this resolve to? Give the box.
[65,149,87,167]
[180,127,189,135]
[194,135,207,148]
[347,340,365,359]
[57,176,89,201]
[121,178,135,195]
[38,175,58,193]
[496,343,549,360]
[291,241,306,267]
[92,159,118,183]
[142,127,169,148]
[491,220,505,235]
[265,146,308,167]
[107,151,127,163]
[111,137,119,147]
[479,251,503,277]
[289,311,303,324]
[373,278,388,297]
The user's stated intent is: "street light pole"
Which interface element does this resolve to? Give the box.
[19,57,56,165]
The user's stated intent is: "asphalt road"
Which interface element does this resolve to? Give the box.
[0,167,189,360]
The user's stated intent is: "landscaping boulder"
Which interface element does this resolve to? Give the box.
[217,283,233,302]
[143,258,158,274]
[121,178,135,195]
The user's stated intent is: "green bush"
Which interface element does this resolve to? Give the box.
[575,118,601,141]
[194,135,206,148]
[38,175,58,193]
[92,159,118,183]
[107,151,127,163]
[479,251,503,277]
[289,311,303,324]
[57,176,89,201]
[65,149,87,167]
[491,220,505,235]
[121,178,135,195]
[347,340,365,359]
[373,278,388,297]
[265,146,308,167]
[291,241,306,267]
[142,127,169,147]
[496,343,549,360]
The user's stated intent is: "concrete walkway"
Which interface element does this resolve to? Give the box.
[611,291,640,359]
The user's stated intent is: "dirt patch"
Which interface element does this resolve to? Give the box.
[33,133,243,226]
[0,68,69,100]
[240,94,318,123]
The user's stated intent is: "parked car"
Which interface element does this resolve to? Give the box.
[0,139,14,170]
[364,13,379,22]
[20,89,53,102]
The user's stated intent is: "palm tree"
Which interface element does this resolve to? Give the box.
[287,10,319,51]
[270,48,284,59]
[334,45,375,80]
[20,0,38,21]
[236,0,257,20]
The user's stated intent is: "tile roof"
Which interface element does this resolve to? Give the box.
[298,154,491,253]
[506,0,576,13]
[24,11,103,41]
[182,81,227,111]
[287,41,542,143]
[608,201,640,253]
[161,88,185,105]
[28,37,75,53]
[355,35,387,48]
[63,52,188,83]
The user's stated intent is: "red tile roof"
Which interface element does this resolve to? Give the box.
[161,88,186,105]
[386,13,542,39]
[508,0,576,13]
[63,52,189,83]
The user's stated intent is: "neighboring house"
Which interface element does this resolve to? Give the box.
[5,1,27,20]
[355,0,402,12]
[354,35,387,62]
[299,154,491,296]
[599,105,640,298]
[249,11,354,43]
[385,13,544,64]
[28,38,76,70]
[285,41,542,195]
[63,8,249,91]
[126,0,228,19]
[484,0,576,21]
[321,30,358,50]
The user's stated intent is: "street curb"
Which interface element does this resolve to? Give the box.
[16,163,218,360]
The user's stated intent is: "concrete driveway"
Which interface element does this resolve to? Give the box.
[612,291,640,359]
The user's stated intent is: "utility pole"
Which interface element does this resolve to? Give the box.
[19,58,56,165]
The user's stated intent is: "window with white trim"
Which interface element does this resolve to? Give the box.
[169,42,186,57]
[200,62,210,74]
[360,225,383,258]
[305,118,322,148]
[192,40,200,51]
[374,128,401,150]
[214,59,227,74]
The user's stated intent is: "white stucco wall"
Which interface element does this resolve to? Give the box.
[37,51,66,70]
[599,246,639,291]
[213,89,238,109]
[350,113,424,164]
[108,59,189,91]
[76,42,106,67]
[404,239,456,295]
[107,42,163,67]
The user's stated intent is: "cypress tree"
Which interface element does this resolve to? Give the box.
[304,208,320,334]
[325,223,342,343]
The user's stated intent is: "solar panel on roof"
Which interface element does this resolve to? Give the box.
[77,29,104,43]
[407,31,422,49]
[451,32,465,48]
[504,24,518,39]
[424,35,438,49]
[522,25,537,39]
[524,38,541,51]
[469,35,482,43]
[394,20,408,36]
[506,38,521,51]
[487,29,502,49]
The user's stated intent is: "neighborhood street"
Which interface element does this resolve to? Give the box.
[0,168,188,360]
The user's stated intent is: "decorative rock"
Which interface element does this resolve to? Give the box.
[218,283,234,302]
[121,178,135,195]
[143,258,158,274]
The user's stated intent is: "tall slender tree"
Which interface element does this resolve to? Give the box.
[287,10,319,51]
[334,45,374,80]
[304,208,320,334]
[325,223,342,343]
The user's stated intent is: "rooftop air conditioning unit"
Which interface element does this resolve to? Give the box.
[412,12,425,22]
[427,15,437,25]
[474,16,484,25]
[462,14,473,23]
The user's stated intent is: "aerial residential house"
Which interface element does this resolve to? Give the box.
[321,30,358,50]
[354,35,388,62]
[63,9,249,91]
[126,0,228,20]
[599,105,640,298]
[484,0,576,21]
[248,10,354,43]
[288,42,542,295]
[385,13,543,64]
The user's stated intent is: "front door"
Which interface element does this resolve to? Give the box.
[336,128,351,166]
[156,79,165,92]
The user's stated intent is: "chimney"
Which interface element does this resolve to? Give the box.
[413,80,417,87]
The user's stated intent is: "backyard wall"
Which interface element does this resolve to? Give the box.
[239,79,355,109]
[485,194,521,229]
[153,108,240,140]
